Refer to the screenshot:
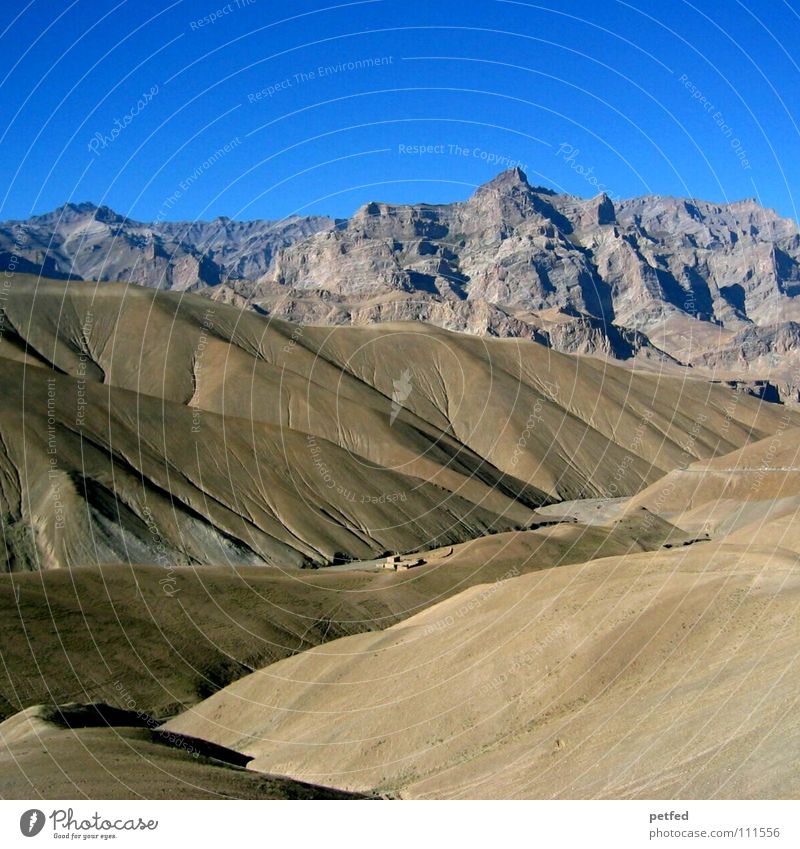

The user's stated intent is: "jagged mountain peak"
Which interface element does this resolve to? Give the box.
[353,200,392,218]
[25,201,134,230]
[92,204,125,224]
[474,166,532,195]
[4,172,800,401]
[30,201,100,223]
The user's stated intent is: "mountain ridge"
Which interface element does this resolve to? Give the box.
[2,276,793,573]
[4,169,800,399]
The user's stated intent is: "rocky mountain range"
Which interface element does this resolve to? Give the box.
[4,168,800,399]
[0,202,333,290]
[3,183,800,803]
[8,278,789,573]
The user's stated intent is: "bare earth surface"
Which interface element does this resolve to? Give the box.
[1,281,798,799]
[164,532,800,799]
[0,706,366,799]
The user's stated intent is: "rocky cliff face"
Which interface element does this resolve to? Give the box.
[694,322,800,402]
[4,169,800,396]
[258,169,800,330]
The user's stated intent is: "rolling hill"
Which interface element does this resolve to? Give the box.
[1,276,793,575]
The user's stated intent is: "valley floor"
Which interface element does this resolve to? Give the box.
[3,448,799,798]
[1,281,798,799]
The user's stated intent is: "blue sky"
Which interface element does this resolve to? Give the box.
[1,0,799,223]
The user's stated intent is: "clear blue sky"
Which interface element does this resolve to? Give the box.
[1,0,799,223]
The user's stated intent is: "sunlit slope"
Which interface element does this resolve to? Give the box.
[0,705,365,799]
[0,356,533,571]
[1,278,543,522]
[2,276,793,507]
[165,541,800,799]
[625,425,800,537]
[0,516,668,720]
[298,320,798,496]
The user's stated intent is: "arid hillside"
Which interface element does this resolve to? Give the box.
[0,277,798,800]
[1,276,793,574]
[6,170,800,400]
[164,435,800,799]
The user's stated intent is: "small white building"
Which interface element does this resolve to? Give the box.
[383,555,424,571]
